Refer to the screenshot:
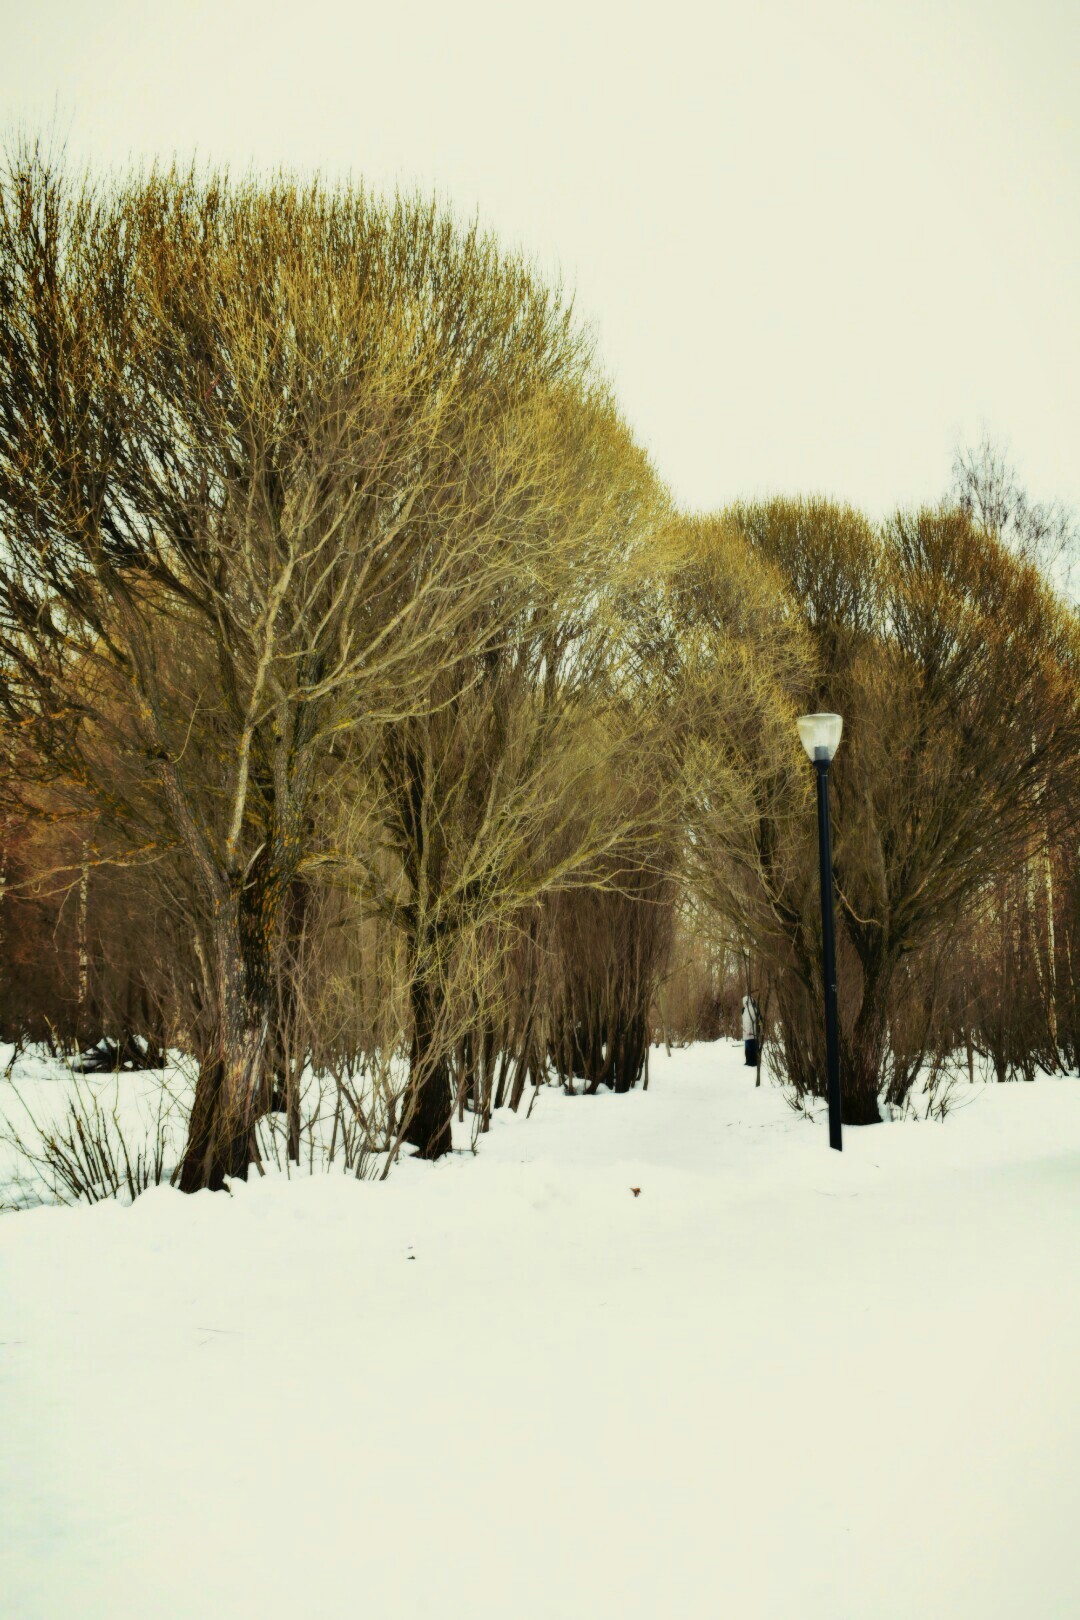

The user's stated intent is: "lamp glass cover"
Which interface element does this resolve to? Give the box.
[797,712,843,762]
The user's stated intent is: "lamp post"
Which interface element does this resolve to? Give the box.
[797,712,843,1152]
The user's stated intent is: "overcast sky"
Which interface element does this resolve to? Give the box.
[3,0,1077,518]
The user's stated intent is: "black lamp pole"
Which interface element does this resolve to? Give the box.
[813,753,842,1152]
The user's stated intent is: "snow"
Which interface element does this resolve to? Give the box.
[2,1042,1079,1619]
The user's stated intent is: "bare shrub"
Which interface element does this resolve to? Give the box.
[1,1070,175,1206]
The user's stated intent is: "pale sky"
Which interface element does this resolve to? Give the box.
[2,0,1077,519]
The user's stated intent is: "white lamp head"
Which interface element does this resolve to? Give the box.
[797,712,843,763]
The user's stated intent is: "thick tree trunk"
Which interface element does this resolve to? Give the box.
[775,947,888,1123]
[404,970,453,1161]
[178,885,276,1191]
[839,1080,883,1125]
[180,1020,268,1191]
[838,985,887,1125]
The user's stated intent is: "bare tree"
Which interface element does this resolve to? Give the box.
[0,151,621,1187]
[343,392,673,1156]
[720,497,1080,1121]
[952,434,1076,594]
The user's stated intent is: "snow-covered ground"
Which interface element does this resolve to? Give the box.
[2,1042,1079,1619]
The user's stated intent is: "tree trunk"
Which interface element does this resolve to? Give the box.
[178,885,275,1191]
[838,996,886,1125]
[76,844,89,1045]
[775,945,888,1122]
[404,969,453,1161]
[287,1072,301,1165]
[612,1008,647,1093]
[508,1015,534,1112]
[180,1020,268,1191]
[493,1046,512,1112]
[833,939,893,1124]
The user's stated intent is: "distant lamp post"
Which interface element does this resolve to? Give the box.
[797,712,843,1152]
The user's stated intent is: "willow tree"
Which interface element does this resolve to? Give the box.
[726,497,1080,1122]
[338,388,672,1158]
[647,511,815,1051]
[0,149,615,1187]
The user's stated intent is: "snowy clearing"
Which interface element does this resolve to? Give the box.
[2,1042,1079,1619]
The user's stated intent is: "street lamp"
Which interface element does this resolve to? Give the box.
[797,712,843,1152]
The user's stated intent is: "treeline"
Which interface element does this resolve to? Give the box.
[1,152,1077,1189]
